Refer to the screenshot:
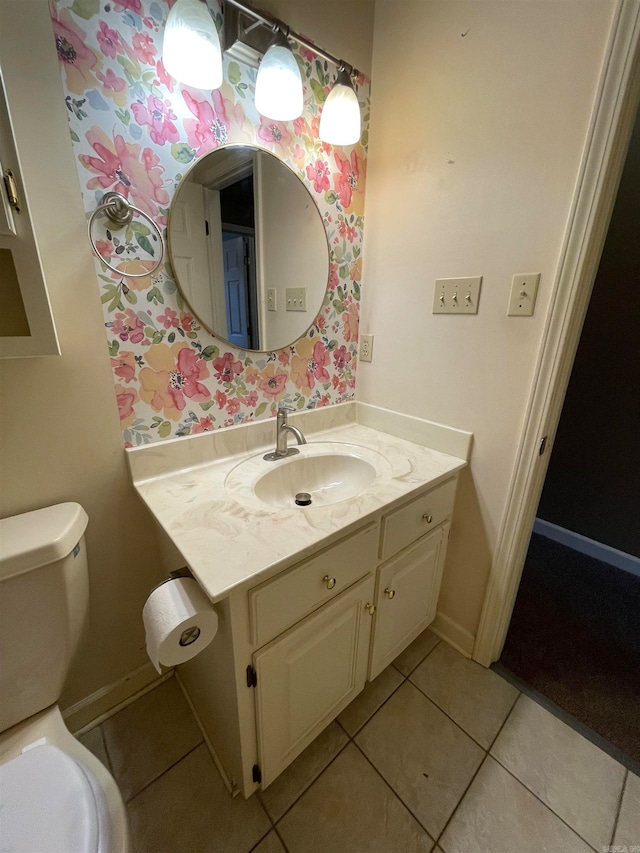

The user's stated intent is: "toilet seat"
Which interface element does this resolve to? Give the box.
[0,743,112,853]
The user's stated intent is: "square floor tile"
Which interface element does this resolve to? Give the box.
[277,743,434,853]
[128,744,271,853]
[102,677,202,800]
[251,831,286,853]
[260,721,348,822]
[392,629,440,676]
[79,725,111,772]
[410,642,518,748]
[491,694,625,848]
[614,771,640,847]
[440,757,593,853]
[337,666,403,736]
[355,681,484,838]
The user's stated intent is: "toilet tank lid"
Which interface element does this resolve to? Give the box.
[0,502,89,580]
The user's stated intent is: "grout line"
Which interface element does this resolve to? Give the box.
[609,768,628,846]
[124,741,203,805]
[392,635,441,680]
[489,756,602,852]
[274,825,290,853]
[341,671,406,738]
[487,691,521,752]
[351,739,436,843]
[247,827,275,853]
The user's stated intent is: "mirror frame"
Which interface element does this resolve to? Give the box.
[167,143,331,353]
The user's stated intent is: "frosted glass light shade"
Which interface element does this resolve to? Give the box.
[163,0,223,90]
[319,69,361,146]
[254,32,303,122]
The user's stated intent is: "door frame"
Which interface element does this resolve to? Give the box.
[474,0,640,667]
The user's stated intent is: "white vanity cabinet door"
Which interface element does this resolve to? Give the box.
[369,524,449,680]
[253,574,375,788]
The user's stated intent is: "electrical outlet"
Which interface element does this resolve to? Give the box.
[508,273,540,316]
[360,334,374,363]
[433,277,482,314]
[267,288,276,311]
[285,287,307,312]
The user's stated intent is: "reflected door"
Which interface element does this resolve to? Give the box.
[223,234,251,349]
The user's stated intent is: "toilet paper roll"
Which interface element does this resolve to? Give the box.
[143,577,218,673]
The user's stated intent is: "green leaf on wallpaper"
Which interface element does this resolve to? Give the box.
[124,288,137,305]
[327,339,338,350]
[255,402,268,417]
[296,397,306,410]
[186,331,198,340]
[339,264,348,279]
[130,221,151,237]
[200,400,215,411]
[146,286,164,305]
[310,79,327,104]
[332,299,345,313]
[361,130,369,149]
[171,143,195,165]
[158,421,172,438]
[144,326,155,337]
[353,280,361,298]
[337,286,344,301]
[115,109,131,126]
[136,234,155,256]
[108,340,120,356]
[227,62,242,85]
[168,332,175,343]
[71,0,99,19]
[152,331,165,344]
[200,345,219,361]
[70,130,80,143]
[324,190,337,205]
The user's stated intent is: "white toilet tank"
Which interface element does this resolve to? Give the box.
[0,503,89,734]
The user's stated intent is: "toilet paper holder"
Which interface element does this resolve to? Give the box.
[152,567,203,649]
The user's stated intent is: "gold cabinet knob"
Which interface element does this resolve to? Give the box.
[384,587,396,599]
[365,602,376,615]
[323,575,336,590]
[422,513,433,523]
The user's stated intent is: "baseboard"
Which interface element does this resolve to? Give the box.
[430,611,475,658]
[533,518,640,578]
[63,662,170,735]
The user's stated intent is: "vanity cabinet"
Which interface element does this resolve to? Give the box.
[176,474,458,798]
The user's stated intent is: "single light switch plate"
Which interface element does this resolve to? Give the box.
[433,277,482,314]
[508,273,540,316]
[267,288,276,311]
[360,334,374,363]
[286,287,307,312]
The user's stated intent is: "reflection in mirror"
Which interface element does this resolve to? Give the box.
[168,145,330,352]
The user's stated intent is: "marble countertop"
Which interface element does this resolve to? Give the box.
[131,411,467,603]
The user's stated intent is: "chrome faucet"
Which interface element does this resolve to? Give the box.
[264,404,307,461]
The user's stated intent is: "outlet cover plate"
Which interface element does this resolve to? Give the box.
[508,273,540,316]
[360,334,373,363]
[433,277,482,314]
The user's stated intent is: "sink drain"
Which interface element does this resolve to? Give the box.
[295,492,312,506]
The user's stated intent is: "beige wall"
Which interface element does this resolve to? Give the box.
[359,0,616,638]
[0,1,167,709]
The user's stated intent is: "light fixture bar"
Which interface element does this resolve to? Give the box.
[222,0,359,78]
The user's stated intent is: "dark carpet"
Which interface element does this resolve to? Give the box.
[499,533,640,765]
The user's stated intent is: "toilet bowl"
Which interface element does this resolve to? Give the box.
[0,503,128,852]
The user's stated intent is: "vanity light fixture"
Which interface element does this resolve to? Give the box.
[318,67,361,146]
[163,0,223,91]
[254,27,303,122]
[162,0,362,144]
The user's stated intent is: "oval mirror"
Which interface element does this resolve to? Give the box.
[168,145,330,352]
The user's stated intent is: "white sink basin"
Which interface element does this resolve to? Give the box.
[225,442,393,509]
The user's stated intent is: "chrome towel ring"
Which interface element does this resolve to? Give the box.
[88,191,164,278]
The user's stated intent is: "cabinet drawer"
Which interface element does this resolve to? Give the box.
[379,477,457,562]
[249,523,378,646]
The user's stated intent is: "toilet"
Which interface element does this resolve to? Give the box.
[0,502,128,852]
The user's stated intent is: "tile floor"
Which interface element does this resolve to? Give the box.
[79,631,639,853]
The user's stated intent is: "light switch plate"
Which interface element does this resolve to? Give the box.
[433,277,482,314]
[267,288,276,311]
[508,273,540,316]
[286,287,307,312]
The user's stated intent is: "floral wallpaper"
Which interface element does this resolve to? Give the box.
[50,0,369,445]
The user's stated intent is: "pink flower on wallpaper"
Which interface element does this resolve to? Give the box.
[333,345,352,370]
[258,364,288,400]
[115,383,138,427]
[97,69,126,95]
[242,390,258,407]
[157,307,179,329]
[97,21,122,59]
[278,351,290,366]
[131,32,156,65]
[328,263,339,291]
[180,311,195,332]
[226,398,241,415]
[215,390,227,409]
[291,339,330,394]
[156,59,173,92]
[112,0,143,11]
[333,149,365,215]
[112,309,145,344]
[212,352,243,383]
[257,117,292,154]
[306,159,330,193]
[95,238,113,257]
[80,127,169,216]
[139,344,211,420]
[51,8,100,95]
[111,351,137,384]
[183,89,229,152]
[193,416,213,433]
[132,95,179,146]
[343,300,359,343]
